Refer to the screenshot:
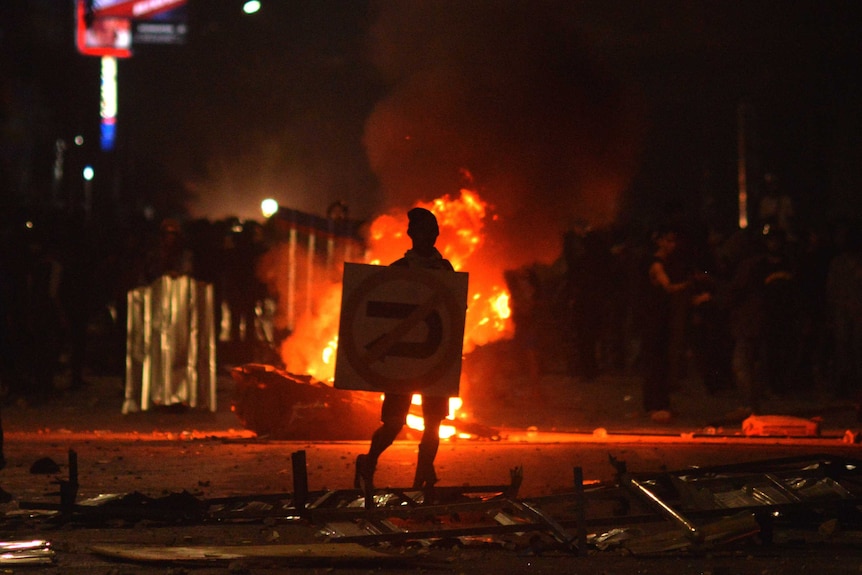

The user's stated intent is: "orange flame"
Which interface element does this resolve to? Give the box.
[277,187,512,382]
[270,188,512,434]
[406,396,464,439]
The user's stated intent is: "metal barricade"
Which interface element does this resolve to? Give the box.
[123,275,217,413]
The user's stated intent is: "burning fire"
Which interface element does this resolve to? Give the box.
[270,188,513,434]
[405,396,468,440]
[364,189,514,353]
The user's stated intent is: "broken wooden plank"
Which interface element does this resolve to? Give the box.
[323,520,559,544]
[0,540,55,566]
[88,542,420,566]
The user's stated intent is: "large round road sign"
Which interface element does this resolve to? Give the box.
[334,263,468,397]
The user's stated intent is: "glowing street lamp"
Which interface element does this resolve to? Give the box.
[261,198,279,218]
[83,165,94,221]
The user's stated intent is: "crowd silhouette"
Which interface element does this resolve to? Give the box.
[510,213,862,423]
[0,212,271,407]
[0,206,860,426]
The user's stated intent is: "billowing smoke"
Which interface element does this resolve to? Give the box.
[363,0,646,265]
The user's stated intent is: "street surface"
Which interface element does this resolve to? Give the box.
[1,373,861,574]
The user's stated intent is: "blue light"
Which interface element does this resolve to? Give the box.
[101,121,116,151]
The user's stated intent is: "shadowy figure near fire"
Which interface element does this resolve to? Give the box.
[355,208,455,500]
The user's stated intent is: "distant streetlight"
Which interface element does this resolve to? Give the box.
[243,1,261,15]
[83,165,94,221]
[261,198,279,218]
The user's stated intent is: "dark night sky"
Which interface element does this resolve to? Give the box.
[2,1,860,262]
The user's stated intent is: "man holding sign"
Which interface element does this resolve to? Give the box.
[351,207,458,497]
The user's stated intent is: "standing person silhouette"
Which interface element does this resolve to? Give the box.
[355,207,454,499]
[640,226,691,422]
[143,218,194,283]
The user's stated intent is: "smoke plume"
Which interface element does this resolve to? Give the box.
[363,0,646,265]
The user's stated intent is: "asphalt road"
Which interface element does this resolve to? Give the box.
[2,372,861,574]
[0,404,862,575]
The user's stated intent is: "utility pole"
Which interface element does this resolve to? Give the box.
[736,100,749,230]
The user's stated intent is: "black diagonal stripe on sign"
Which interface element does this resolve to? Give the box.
[360,290,443,366]
[364,301,443,360]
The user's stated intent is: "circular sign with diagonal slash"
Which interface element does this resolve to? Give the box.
[334,263,468,396]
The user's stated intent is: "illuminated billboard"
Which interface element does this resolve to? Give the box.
[100,56,118,150]
[76,0,188,57]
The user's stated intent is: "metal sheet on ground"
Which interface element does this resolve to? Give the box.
[89,542,397,562]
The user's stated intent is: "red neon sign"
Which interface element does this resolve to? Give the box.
[75,0,188,58]
[76,0,133,58]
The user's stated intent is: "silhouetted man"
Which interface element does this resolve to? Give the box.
[355,207,454,498]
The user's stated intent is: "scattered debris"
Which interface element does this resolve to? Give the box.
[843,430,861,444]
[12,450,862,563]
[230,364,381,439]
[29,457,60,475]
[89,542,427,568]
[0,540,55,565]
[742,414,822,437]
[313,452,862,555]
[230,364,501,440]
